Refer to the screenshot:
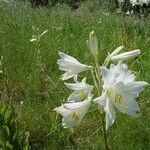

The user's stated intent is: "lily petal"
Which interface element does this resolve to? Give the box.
[125,81,149,97]
[54,99,91,128]
[64,99,91,110]
[67,91,88,102]
[65,77,93,102]
[61,72,75,81]
[114,82,140,116]
[58,52,91,80]
[104,98,116,130]
[101,67,114,87]
[93,92,107,107]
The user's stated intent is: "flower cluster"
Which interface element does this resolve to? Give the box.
[54,52,93,128]
[130,0,150,6]
[118,0,150,6]
[118,0,150,15]
[54,31,148,130]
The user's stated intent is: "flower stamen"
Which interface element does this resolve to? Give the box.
[79,91,86,99]
[72,112,79,120]
[115,93,122,103]
[107,88,122,104]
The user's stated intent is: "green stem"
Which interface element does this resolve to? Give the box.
[102,57,110,67]
[102,113,111,150]
[90,68,100,96]
[91,55,111,150]
[94,56,102,93]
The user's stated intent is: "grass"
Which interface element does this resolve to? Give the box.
[0,1,150,149]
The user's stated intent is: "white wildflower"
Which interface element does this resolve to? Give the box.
[65,77,93,102]
[54,98,91,128]
[94,61,148,130]
[57,52,92,80]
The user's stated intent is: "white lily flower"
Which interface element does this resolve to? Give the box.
[94,61,148,130]
[110,46,140,61]
[64,77,93,102]
[57,52,92,80]
[54,98,91,128]
[86,31,98,56]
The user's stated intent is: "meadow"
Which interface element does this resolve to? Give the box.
[0,1,150,149]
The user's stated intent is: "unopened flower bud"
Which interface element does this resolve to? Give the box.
[111,49,141,61]
[86,31,98,56]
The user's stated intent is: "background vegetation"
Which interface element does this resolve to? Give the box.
[0,0,150,149]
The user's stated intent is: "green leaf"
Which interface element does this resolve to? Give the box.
[6,141,13,150]
[3,125,10,137]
